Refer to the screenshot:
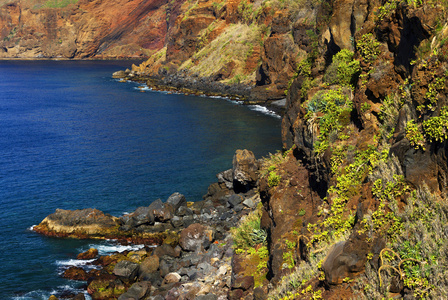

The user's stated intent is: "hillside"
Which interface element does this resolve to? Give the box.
[8,0,448,298]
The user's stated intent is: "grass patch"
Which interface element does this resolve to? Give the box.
[179,23,264,83]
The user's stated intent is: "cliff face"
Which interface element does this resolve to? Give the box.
[258,1,448,298]
[0,0,175,58]
[8,0,448,298]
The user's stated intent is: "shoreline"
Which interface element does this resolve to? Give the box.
[33,150,266,300]
[113,69,286,117]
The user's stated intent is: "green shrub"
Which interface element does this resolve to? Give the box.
[422,106,448,142]
[406,120,426,150]
[324,49,361,86]
[357,33,381,64]
[231,205,267,250]
[268,171,281,187]
[306,89,352,156]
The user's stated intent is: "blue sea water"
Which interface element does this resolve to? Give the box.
[0,60,281,299]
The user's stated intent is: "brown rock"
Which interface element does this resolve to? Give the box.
[232,276,254,291]
[77,248,98,260]
[322,231,371,285]
[232,149,259,191]
[63,266,89,281]
[139,255,160,276]
[33,208,120,239]
[163,272,181,284]
[179,223,213,252]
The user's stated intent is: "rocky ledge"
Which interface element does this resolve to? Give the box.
[34,149,265,300]
[112,69,286,115]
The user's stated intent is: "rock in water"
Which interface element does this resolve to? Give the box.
[77,248,98,260]
[232,149,258,192]
[33,208,120,238]
[112,70,127,78]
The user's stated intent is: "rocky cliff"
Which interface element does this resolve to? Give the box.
[23,0,448,299]
[0,0,178,58]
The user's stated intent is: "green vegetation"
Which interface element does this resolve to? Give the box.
[305,89,353,156]
[231,203,269,287]
[179,23,264,84]
[422,106,448,142]
[324,49,361,86]
[357,185,448,299]
[231,204,267,250]
[268,171,281,187]
[406,120,426,150]
[356,33,381,64]
[41,0,78,8]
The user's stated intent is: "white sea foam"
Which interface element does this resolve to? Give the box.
[248,105,281,119]
[28,225,36,231]
[55,258,96,267]
[225,99,244,105]
[92,243,145,255]
[11,285,92,300]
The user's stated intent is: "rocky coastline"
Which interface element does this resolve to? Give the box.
[111,69,286,116]
[34,149,266,300]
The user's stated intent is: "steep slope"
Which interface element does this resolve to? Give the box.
[0,0,178,58]
[6,0,448,298]
[254,0,448,299]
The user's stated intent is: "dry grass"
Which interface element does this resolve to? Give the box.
[267,232,350,300]
[179,23,264,83]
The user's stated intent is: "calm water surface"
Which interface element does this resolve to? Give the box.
[0,60,281,299]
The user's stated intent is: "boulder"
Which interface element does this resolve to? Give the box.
[153,244,178,258]
[163,272,181,284]
[86,273,121,299]
[118,281,151,300]
[195,294,218,300]
[77,248,98,260]
[179,223,214,252]
[113,260,139,280]
[148,199,175,222]
[232,275,254,291]
[121,206,155,228]
[139,255,160,276]
[63,266,89,281]
[227,194,243,208]
[112,70,127,78]
[217,169,233,189]
[33,208,120,238]
[232,149,258,191]
[166,193,187,211]
[322,235,369,285]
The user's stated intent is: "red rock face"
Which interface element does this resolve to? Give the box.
[0,0,171,58]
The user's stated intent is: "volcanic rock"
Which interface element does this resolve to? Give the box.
[33,208,120,238]
[113,260,139,280]
[179,223,214,252]
[232,149,258,191]
[77,248,99,260]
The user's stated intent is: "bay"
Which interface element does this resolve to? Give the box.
[0,60,281,299]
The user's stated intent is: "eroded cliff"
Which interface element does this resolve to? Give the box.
[19,0,448,299]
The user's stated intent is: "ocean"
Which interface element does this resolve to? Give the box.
[0,60,281,299]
